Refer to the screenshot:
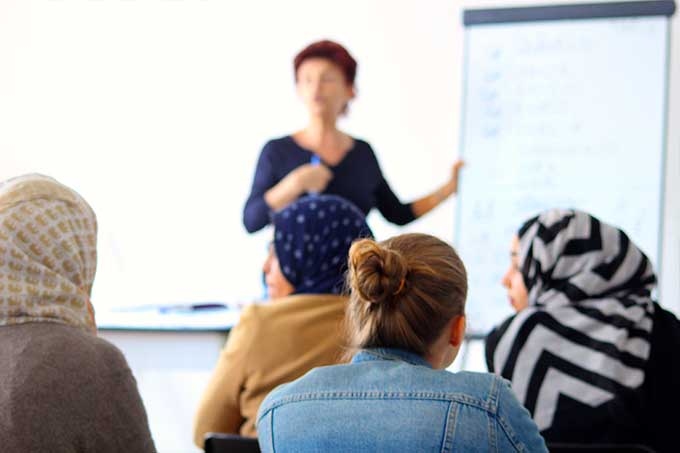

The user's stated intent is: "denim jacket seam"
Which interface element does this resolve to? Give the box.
[262,390,489,408]
[259,391,519,452]
[492,378,527,452]
[258,390,499,425]
[485,375,503,452]
[441,401,458,453]
[487,377,504,451]
[496,413,526,452]
[487,374,500,412]
[491,403,502,452]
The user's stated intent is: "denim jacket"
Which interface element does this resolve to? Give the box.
[257,348,547,452]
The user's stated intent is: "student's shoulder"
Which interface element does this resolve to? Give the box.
[236,296,342,333]
[452,370,534,424]
[79,328,133,372]
[258,362,348,411]
[231,300,298,335]
[230,303,264,330]
[436,369,515,413]
[27,323,133,378]
[489,307,550,340]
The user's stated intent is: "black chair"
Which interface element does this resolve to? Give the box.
[204,433,261,453]
[548,443,656,453]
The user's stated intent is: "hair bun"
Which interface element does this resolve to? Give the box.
[348,238,408,305]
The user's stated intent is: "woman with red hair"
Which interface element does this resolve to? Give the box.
[243,39,464,233]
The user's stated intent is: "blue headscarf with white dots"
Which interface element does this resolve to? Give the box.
[272,195,373,295]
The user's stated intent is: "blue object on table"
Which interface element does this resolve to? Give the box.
[158,303,226,313]
[97,302,243,332]
[110,302,229,313]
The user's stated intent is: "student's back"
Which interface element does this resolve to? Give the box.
[487,209,670,450]
[0,174,154,453]
[257,233,546,452]
[259,348,543,452]
[194,195,373,443]
[0,323,154,453]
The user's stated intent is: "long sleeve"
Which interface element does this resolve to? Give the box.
[243,143,277,233]
[193,307,258,447]
[374,177,416,226]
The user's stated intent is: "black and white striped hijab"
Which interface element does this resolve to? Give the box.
[488,209,656,432]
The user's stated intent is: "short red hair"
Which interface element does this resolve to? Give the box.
[294,40,357,86]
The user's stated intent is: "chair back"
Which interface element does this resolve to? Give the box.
[548,443,656,453]
[204,433,261,453]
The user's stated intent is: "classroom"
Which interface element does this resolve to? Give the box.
[1,0,679,452]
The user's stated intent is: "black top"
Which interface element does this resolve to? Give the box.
[486,303,680,453]
[243,136,415,233]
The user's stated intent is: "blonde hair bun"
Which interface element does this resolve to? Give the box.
[348,238,408,305]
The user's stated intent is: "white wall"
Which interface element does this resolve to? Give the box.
[2,0,676,314]
[0,0,461,311]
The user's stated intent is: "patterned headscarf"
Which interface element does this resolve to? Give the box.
[272,195,372,295]
[517,209,656,308]
[0,174,97,331]
[488,209,655,432]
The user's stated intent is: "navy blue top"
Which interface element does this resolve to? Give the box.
[243,136,416,233]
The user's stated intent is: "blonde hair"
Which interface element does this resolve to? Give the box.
[346,233,467,356]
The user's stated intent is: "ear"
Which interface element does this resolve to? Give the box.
[347,85,356,100]
[449,315,466,347]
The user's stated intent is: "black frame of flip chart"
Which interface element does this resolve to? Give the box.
[463,1,676,26]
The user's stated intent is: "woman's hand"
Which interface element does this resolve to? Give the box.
[264,164,333,212]
[447,160,465,194]
[293,163,333,193]
[411,159,465,218]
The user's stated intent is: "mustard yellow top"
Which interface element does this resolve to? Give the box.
[193,293,349,444]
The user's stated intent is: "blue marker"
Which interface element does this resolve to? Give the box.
[158,302,226,314]
[309,155,321,195]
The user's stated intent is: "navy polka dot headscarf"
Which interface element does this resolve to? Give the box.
[272,195,373,295]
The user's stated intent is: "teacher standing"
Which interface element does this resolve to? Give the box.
[243,39,464,233]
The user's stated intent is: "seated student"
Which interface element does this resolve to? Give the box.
[193,195,372,445]
[257,233,547,452]
[487,208,679,451]
[0,174,155,453]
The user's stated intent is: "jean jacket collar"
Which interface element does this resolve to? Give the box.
[351,347,432,368]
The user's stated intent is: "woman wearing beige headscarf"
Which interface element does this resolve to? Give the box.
[0,174,155,453]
